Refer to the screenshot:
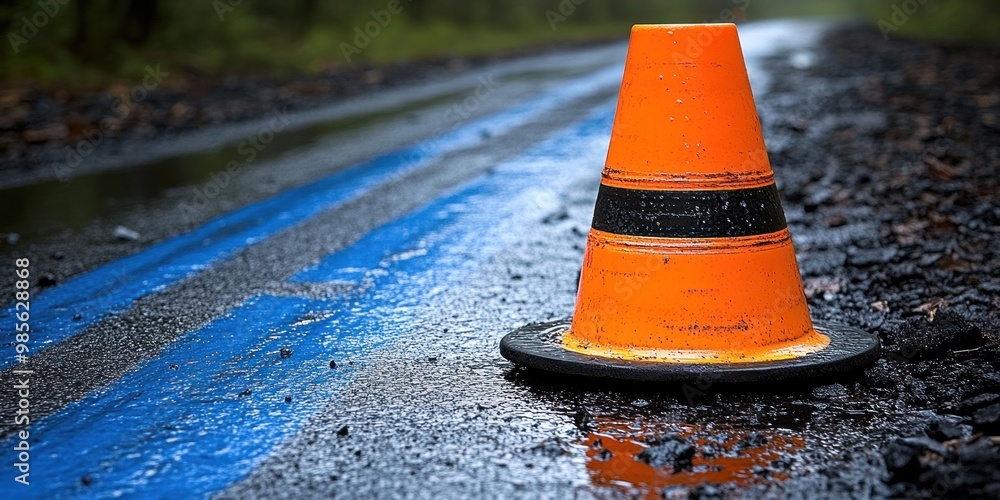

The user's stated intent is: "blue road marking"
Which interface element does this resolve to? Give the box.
[0,101,616,499]
[1,66,622,370]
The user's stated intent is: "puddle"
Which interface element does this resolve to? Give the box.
[0,91,465,247]
[0,60,617,250]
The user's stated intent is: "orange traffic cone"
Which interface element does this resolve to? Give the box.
[501,24,880,382]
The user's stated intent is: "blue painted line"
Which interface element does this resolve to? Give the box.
[0,101,616,499]
[1,66,621,370]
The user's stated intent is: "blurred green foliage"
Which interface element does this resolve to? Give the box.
[0,0,990,87]
[863,0,998,43]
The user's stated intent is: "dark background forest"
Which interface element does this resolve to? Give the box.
[0,0,995,87]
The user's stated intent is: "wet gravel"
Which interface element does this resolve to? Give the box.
[761,24,1000,498]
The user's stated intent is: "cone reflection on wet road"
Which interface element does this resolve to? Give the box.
[582,421,805,496]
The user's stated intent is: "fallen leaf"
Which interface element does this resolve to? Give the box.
[892,220,929,245]
[804,277,842,299]
[913,297,948,322]
[870,300,889,312]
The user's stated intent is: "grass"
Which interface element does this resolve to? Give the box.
[2,0,995,89]
[2,22,635,89]
[864,0,1000,45]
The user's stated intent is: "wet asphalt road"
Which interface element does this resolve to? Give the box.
[2,19,999,499]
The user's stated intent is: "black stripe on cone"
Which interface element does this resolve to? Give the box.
[591,183,787,238]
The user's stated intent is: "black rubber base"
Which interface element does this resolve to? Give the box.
[500,319,881,383]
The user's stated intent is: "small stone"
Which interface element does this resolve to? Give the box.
[661,486,688,500]
[883,439,925,481]
[883,436,952,485]
[636,434,695,471]
[113,225,141,241]
[688,484,723,499]
[887,312,984,361]
[573,408,594,432]
[542,208,569,224]
[826,214,848,227]
[972,403,1000,433]
[531,438,569,457]
[959,393,1000,415]
[811,383,849,400]
[897,436,946,456]
[37,273,57,287]
[732,432,768,453]
[337,425,349,437]
[927,417,969,441]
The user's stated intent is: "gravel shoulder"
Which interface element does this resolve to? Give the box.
[759,23,1000,498]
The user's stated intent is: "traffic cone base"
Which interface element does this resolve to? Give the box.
[500,319,878,383]
[499,23,880,382]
